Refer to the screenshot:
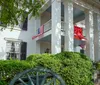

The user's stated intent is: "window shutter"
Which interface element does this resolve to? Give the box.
[20,42,27,60]
[80,49,84,54]
[22,18,28,30]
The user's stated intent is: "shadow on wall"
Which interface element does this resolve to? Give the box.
[0,47,6,60]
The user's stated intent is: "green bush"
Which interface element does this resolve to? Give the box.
[27,52,93,85]
[55,52,93,85]
[95,61,100,70]
[0,80,8,85]
[0,52,93,85]
[0,60,32,84]
[27,54,62,72]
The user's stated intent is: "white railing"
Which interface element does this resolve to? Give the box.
[44,19,51,32]
[43,20,65,32]
[36,19,51,34]
[61,21,65,32]
[36,19,65,34]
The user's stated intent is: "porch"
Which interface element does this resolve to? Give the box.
[36,35,85,54]
[33,0,100,62]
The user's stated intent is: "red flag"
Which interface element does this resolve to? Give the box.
[32,35,38,40]
[37,25,44,36]
[74,26,86,41]
[32,25,44,40]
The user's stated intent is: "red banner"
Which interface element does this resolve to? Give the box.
[74,26,86,41]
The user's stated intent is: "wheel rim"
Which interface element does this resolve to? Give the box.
[9,67,65,85]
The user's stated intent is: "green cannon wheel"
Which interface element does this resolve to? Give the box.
[9,67,65,85]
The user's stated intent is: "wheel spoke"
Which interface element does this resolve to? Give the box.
[53,78,56,85]
[27,73,34,85]
[18,78,28,85]
[46,78,55,85]
[31,72,35,77]
[36,72,39,85]
[41,74,48,85]
[10,67,65,85]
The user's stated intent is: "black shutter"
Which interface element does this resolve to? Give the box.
[22,18,28,30]
[20,42,27,60]
[80,49,84,54]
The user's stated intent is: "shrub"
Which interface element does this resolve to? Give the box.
[55,51,93,85]
[27,52,93,85]
[0,80,8,85]
[0,60,31,84]
[0,52,93,85]
[27,54,62,72]
[96,62,100,70]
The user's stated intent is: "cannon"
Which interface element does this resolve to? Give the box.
[9,67,65,85]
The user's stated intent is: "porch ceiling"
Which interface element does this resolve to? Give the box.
[46,3,85,21]
[38,35,51,42]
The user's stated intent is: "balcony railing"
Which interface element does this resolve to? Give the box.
[36,19,65,34]
[44,19,51,32]
[61,21,65,32]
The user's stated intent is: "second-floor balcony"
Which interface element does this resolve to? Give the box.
[36,19,86,40]
[36,19,65,34]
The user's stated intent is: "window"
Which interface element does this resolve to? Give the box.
[22,18,28,31]
[20,42,27,60]
[6,41,21,60]
[5,39,27,60]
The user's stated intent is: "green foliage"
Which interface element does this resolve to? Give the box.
[27,52,93,85]
[0,52,93,85]
[27,54,62,72]
[55,52,93,85]
[0,0,45,30]
[0,80,8,85]
[95,62,100,70]
[0,60,31,84]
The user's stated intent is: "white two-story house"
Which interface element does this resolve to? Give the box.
[0,0,100,61]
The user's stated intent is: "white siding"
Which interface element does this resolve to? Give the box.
[0,16,36,60]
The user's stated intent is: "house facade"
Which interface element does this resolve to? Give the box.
[0,0,100,61]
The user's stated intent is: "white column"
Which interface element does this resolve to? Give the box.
[94,14,100,61]
[35,17,41,53]
[36,41,40,53]
[85,10,94,61]
[64,0,74,51]
[51,0,61,54]
[35,17,40,35]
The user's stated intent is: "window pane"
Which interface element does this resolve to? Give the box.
[6,41,21,60]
